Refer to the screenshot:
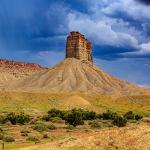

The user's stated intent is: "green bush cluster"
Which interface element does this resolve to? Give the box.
[0,109,143,129]
[112,116,127,127]
[32,120,56,132]
[63,109,84,127]
[48,108,64,118]
[0,113,31,125]
[33,121,47,132]
[124,111,143,121]
[101,110,117,120]
[0,115,8,124]
[42,108,143,127]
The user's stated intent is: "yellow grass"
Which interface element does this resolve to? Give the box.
[8,123,150,150]
[0,91,150,116]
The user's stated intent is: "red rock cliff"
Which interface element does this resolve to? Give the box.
[66,32,93,63]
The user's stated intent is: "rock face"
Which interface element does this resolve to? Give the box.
[0,59,47,70]
[0,59,47,86]
[66,32,93,63]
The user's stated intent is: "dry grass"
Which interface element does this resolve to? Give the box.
[8,122,150,150]
[0,91,150,116]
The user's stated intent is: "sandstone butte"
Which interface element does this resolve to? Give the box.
[2,31,150,95]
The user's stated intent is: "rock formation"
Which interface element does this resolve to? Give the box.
[0,59,47,86]
[66,32,93,63]
[7,58,150,95]
[2,32,150,95]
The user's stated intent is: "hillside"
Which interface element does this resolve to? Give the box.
[0,59,48,86]
[0,91,150,116]
[6,58,150,95]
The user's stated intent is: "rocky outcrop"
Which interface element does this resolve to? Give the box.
[0,59,47,71]
[0,59,48,86]
[66,32,93,63]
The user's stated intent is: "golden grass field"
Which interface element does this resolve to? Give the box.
[0,90,150,116]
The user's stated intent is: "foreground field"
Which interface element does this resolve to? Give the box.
[8,122,150,150]
[0,90,150,150]
[0,91,150,116]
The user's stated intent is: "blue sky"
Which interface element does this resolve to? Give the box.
[0,0,150,86]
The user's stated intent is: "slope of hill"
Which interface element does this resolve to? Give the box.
[0,91,150,116]
[0,59,48,86]
[6,58,150,95]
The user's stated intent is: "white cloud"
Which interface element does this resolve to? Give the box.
[99,0,150,21]
[121,42,150,56]
[140,42,150,54]
[67,13,139,48]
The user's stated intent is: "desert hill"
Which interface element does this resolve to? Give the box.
[0,59,48,86]
[6,58,150,95]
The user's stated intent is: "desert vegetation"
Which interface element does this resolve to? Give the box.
[0,108,145,149]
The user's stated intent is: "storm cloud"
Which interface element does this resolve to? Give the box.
[137,0,150,5]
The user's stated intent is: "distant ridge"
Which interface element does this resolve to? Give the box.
[6,58,150,95]
[0,59,48,86]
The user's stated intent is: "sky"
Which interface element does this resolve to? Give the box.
[0,0,150,87]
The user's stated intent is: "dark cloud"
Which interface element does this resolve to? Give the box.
[0,0,69,51]
[137,0,150,5]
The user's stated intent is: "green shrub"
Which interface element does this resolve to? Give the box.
[135,115,143,121]
[0,115,7,124]
[6,113,17,125]
[33,124,47,132]
[33,122,47,132]
[89,120,101,128]
[124,111,135,120]
[3,136,15,142]
[6,112,30,125]
[48,108,64,118]
[27,136,40,143]
[81,110,96,120]
[42,115,51,122]
[64,109,84,127]
[47,124,56,130]
[16,113,30,124]
[113,116,127,127]
[102,110,117,120]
